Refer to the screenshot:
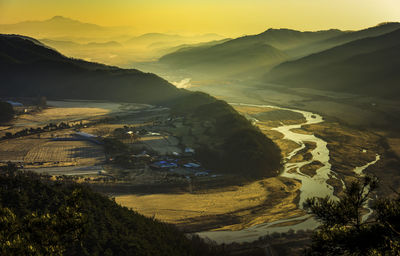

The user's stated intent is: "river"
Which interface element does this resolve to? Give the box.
[197,103,380,244]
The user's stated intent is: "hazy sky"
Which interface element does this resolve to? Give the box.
[1,0,399,36]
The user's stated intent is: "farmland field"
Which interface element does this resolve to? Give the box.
[13,107,109,127]
[24,140,104,165]
[0,137,105,167]
[0,138,38,162]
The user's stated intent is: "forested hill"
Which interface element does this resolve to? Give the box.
[0,34,185,104]
[0,34,282,179]
[266,28,400,99]
[0,165,222,255]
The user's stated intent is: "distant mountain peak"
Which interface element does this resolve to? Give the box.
[47,16,82,24]
[50,15,68,20]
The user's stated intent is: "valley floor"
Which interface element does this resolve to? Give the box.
[1,88,399,247]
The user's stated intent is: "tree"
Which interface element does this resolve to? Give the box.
[0,101,14,123]
[304,176,400,255]
[37,96,47,108]
[93,127,111,137]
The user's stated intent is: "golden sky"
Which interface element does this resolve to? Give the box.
[1,0,399,36]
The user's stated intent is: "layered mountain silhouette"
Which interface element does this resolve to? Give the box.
[156,28,342,78]
[267,28,400,98]
[0,16,227,66]
[159,39,288,78]
[155,23,400,79]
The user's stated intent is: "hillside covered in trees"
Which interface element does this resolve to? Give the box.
[0,164,225,256]
[170,92,282,177]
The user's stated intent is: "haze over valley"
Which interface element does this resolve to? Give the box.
[1,1,400,255]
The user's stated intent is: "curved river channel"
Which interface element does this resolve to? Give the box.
[198,103,380,244]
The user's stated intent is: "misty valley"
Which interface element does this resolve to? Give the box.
[0,12,400,256]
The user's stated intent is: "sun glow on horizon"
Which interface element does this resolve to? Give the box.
[0,0,399,37]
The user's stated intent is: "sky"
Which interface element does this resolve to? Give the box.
[0,0,399,36]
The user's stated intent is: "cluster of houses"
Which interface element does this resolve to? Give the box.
[149,148,212,177]
[115,121,219,178]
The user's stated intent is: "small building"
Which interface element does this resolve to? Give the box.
[6,101,23,107]
[195,171,209,177]
[150,160,178,169]
[147,132,161,136]
[183,163,201,168]
[185,147,195,154]
[183,147,195,156]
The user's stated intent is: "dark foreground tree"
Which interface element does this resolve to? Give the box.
[0,101,14,123]
[304,176,400,255]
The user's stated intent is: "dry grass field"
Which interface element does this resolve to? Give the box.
[234,105,305,127]
[234,106,275,115]
[13,107,109,128]
[302,122,381,174]
[115,177,302,231]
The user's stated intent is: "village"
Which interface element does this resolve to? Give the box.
[0,100,221,188]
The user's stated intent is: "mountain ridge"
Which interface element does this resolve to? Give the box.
[266,28,400,98]
[151,22,400,79]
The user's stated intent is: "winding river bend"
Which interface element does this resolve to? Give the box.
[198,103,380,244]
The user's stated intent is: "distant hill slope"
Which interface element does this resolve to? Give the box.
[126,33,225,47]
[157,28,342,78]
[0,34,184,104]
[159,39,288,77]
[266,28,400,98]
[40,39,123,49]
[238,28,343,51]
[288,22,400,58]
[156,38,232,57]
[0,34,282,178]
